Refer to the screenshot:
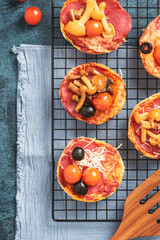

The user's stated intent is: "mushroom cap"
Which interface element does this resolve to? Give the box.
[65,20,86,36]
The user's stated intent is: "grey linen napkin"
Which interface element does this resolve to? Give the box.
[12,45,158,240]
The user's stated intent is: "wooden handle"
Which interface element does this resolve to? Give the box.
[110,225,133,240]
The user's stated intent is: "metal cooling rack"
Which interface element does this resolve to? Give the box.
[52,0,160,222]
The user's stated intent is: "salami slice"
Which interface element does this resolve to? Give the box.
[128,93,160,159]
[60,62,126,125]
[60,0,132,54]
[140,16,160,79]
[57,137,124,202]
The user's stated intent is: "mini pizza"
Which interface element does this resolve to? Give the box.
[140,15,160,78]
[60,0,132,54]
[128,93,160,159]
[60,62,126,125]
[57,137,124,202]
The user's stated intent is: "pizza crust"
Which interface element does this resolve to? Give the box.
[57,137,124,202]
[60,62,126,125]
[60,0,132,54]
[140,15,160,79]
[128,93,160,159]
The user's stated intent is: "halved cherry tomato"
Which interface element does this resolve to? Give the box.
[92,92,112,111]
[153,46,160,65]
[63,165,81,184]
[82,168,101,186]
[85,20,103,37]
[24,7,42,25]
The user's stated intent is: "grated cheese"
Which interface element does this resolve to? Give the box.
[142,107,145,113]
[59,162,64,169]
[83,138,95,149]
[119,68,123,79]
[74,146,115,176]
[136,125,141,133]
[153,103,160,110]
[117,143,123,150]
[144,141,152,150]
[153,152,160,155]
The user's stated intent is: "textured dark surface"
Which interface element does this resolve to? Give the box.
[0,1,51,239]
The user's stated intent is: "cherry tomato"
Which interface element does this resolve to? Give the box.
[92,92,112,111]
[153,46,160,65]
[85,20,103,37]
[19,0,26,2]
[82,168,101,186]
[24,7,42,25]
[63,165,81,184]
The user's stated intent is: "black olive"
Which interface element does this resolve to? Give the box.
[74,180,88,195]
[140,42,152,54]
[106,86,113,95]
[80,104,95,118]
[72,147,84,160]
[107,78,114,85]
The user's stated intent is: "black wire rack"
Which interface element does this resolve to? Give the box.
[52,0,160,222]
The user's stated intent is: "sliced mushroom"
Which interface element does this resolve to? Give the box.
[141,120,151,129]
[148,109,160,121]
[65,0,95,36]
[90,68,101,75]
[81,76,97,95]
[146,130,160,140]
[141,127,146,143]
[74,6,86,20]
[149,138,157,146]
[91,0,103,20]
[73,80,82,88]
[150,120,157,129]
[134,112,149,125]
[99,2,115,39]
[68,74,81,80]
[72,94,79,102]
[80,69,88,76]
[68,82,81,96]
[87,86,97,95]
[75,85,87,112]
[70,9,75,21]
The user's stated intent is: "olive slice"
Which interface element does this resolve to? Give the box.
[140,42,152,54]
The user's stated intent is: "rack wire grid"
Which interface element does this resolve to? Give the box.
[52,0,160,222]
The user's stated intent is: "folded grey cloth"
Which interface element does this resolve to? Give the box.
[12,45,158,240]
[12,45,119,240]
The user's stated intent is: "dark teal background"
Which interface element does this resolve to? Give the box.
[0,1,51,239]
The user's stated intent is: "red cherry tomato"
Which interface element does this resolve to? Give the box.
[154,46,160,65]
[24,7,42,25]
[82,168,101,186]
[85,20,103,37]
[92,92,112,111]
[63,165,81,184]
[19,0,26,2]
